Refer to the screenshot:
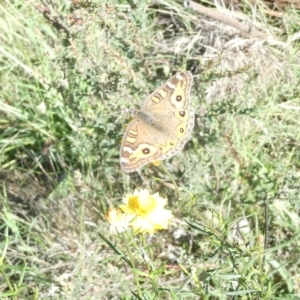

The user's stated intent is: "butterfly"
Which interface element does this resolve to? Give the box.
[120,71,194,172]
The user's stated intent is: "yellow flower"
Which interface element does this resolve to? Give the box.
[105,207,131,234]
[152,160,161,166]
[119,189,173,234]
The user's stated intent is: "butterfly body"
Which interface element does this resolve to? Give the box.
[120,71,194,173]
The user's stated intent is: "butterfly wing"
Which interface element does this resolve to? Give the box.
[120,118,163,172]
[141,71,193,112]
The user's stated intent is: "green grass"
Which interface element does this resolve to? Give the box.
[1,0,300,299]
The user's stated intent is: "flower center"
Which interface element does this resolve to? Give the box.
[129,195,156,215]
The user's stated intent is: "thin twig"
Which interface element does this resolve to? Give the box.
[150,0,269,38]
[187,0,267,38]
